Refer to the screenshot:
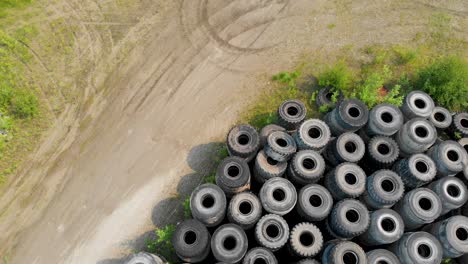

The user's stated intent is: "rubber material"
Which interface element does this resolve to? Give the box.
[396,118,437,157]
[400,90,435,120]
[364,136,399,170]
[242,247,278,264]
[324,162,366,200]
[423,215,468,258]
[172,219,211,263]
[428,176,468,215]
[323,132,365,165]
[325,99,369,136]
[255,214,289,251]
[211,223,248,263]
[278,99,307,130]
[392,153,436,189]
[216,156,251,197]
[389,231,442,264]
[260,124,286,147]
[190,183,227,227]
[227,124,260,162]
[288,150,326,185]
[296,259,320,264]
[288,222,323,258]
[227,192,262,230]
[264,130,297,162]
[321,240,366,264]
[366,249,400,264]
[316,87,342,109]
[328,199,370,239]
[126,252,167,264]
[429,106,452,130]
[427,140,466,177]
[293,119,331,151]
[297,184,333,221]
[259,177,297,215]
[364,103,403,137]
[359,209,404,246]
[254,149,287,184]
[449,112,468,138]
[361,170,404,210]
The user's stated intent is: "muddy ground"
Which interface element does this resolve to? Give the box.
[0,0,467,263]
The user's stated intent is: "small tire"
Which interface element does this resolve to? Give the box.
[396,118,437,157]
[423,215,468,258]
[359,209,404,246]
[392,153,436,189]
[288,222,324,258]
[227,124,260,162]
[278,99,307,130]
[326,99,369,136]
[389,231,442,264]
[316,87,342,108]
[297,184,333,221]
[321,240,366,264]
[260,124,286,147]
[253,150,287,184]
[259,177,297,215]
[427,140,466,177]
[264,131,297,162]
[328,199,370,239]
[227,192,262,230]
[293,119,331,151]
[449,112,468,138]
[190,183,227,227]
[429,106,452,130]
[288,150,326,185]
[324,162,366,200]
[255,214,289,252]
[361,170,404,210]
[216,156,251,197]
[211,224,248,263]
[172,219,211,263]
[323,132,365,165]
[400,90,435,120]
[365,136,399,170]
[364,103,404,137]
[366,249,400,264]
[428,176,468,215]
[126,252,167,264]
[242,247,278,264]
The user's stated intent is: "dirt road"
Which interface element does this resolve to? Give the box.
[1,1,466,263]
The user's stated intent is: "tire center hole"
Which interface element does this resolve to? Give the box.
[308,127,322,139]
[223,235,237,251]
[447,150,459,162]
[202,195,215,208]
[345,173,357,185]
[381,112,393,123]
[456,227,468,241]
[273,189,286,202]
[266,156,278,165]
[227,165,240,178]
[266,224,280,239]
[184,231,197,245]
[238,134,250,145]
[377,261,389,264]
[343,251,358,264]
[287,106,299,116]
[377,143,390,155]
[414,99,427,109]
[381,217,396,232]
[345,142,357,153]
[447,184,461,198]
[239,201,252,215]
[346,209,360,223]
[381,179,395,193]
[415,161,429,173]
[417,243,431,259]
[302,158,316,170]
[348,107,361,118]
[419,197,432,211]
[253,259,267,264]
[299,231,314,247]
[325,91,333,101]
[434,112,445,122]
[276,138,288,147]
[460,118,468,128]
[309,194,323,207]
[415,126,428,138]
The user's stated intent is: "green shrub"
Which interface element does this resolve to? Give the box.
[415,56,467,111]
[146,224,176,260]
[272,71,300,88]
[10,89,38,118]
[355,66,403,108]
[318,60,354,92]
[183,196,191,218]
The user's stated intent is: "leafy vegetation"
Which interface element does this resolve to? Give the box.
[146,224,176,262]
[318,60,354,93]
[183,196,191,219]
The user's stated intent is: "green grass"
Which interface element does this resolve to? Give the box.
[183,196,191,219]
[146,224,176,262]
[0,0,32,18]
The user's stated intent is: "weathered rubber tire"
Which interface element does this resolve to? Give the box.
[359,209,404,246]
[288,222,323,258]
[260,124,286,147]
[293,119,331,151]
[325,99,369,136]
[190,183,227,227]
[389,231,442,264]
[259,177,297,215]
[126,252,167,264]
[361,170,404,210]
[393,188,442,230]
[227,124,260,162]
[366,249,400,264]
[253,150,287,184]
[242,247,278,264]
[423,215,468,258]
[429,106,452,131]
[216,156,251,197]
[323,132,365,165]
[211,223,248,263]
[427,140,466,177]
[449,112,468,138]
[365,103,404,137]
[324,162,366,200]
[316,87,342,109]
[328,199,370,239]
[296,259,320,264]
[396,118,437,157]
[288,150,326,185]
[297,184,333,221]
[278,99,307,130]
[172,219,211,263]
[459,137,468,155]
[264,131,297,162]
[428,176,468,215]
[392,153,436,189]
[227,192,262,230]
[255,214,289,252]
[400,90,435,120]
[364,136,400,170]
[321,240,366,264]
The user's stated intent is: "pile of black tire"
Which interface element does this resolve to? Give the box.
[129,90,468,264]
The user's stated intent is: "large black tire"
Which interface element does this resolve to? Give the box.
[255,214,289,252]
[297,184,333,221]
[449,112,468,138]
[428,176,468,215]
[172,219,211,263]
[325,99,369,136]
[260,124,286,147]
[324,162,366,200]
[423,215,468,258]
[364,136,399,170]
[288,222,323,258]
[427,140,466,177]
[288,150,326,185]
[297,259,320,264]
[321,240,366,264]
[227,124,260,162]
[366,249,400,264]
[293,119,331,151]
[242,247,278,264]
[392,153,436,189]
[227,192,262,230]
[126,252,167,264]
[400,90,435,120]
[253,149,287,184]
[364,103,403,137]
[359,209,404,246]
[328,199,370,239]
[278,99,307,130]
[396,118,437,157]
[264,130,297,162]
[216,156,251,197]
[389,231,442,264]
[323,132,365,165]
[315,87,342,109]
[190,183,226,227]
[429,106,452,130]
[259,177,297,215]
[361,170,404,210]
[211,223,248,263]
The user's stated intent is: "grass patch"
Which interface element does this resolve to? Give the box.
[146,224,176,262]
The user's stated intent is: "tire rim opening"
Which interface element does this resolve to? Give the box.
[253,258,268,264]
[434,112,446,122]
[414,98,427,109]
[343,251,358,264]
[345,173,357,185]
[381,217,396,232]
[345,142,357,153]
[419,197,432,211]
[447,150,459,162]
[287,106,299,116]
[325,91,333,101]
[415,126,428,138]
[377,261,389,264]
[302,158,316,170]
[460,118,468,128]
[308,127,322,139]
[456,227,468,241]
[266,224,280,239]
[237,134,250,145]
[346,209,360,223]
[202,195,215,208]
[381,179,395,193]
[309,194,323,207]
[266,156,278,166]
[223,235,237,251]
[239,201,253,215]
[273,189,286,202]
[276,138,288,147]
[227,165,240,178]
[463,144,468,153]
[447,184,461,198]
[415,161,429,173]
[417,243,431,259]
[348,107,361,118]
[377,143,391,155]
[299,231,315,247]
[381,112,394,123]
[184,231,197,245]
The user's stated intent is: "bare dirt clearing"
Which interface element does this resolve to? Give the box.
[0,0,467,263]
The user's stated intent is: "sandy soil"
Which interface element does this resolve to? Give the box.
[0,0,466,263]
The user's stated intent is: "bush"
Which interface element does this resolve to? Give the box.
[10,89,38,118]
[318,60,354,92]
[415,56,468,111]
